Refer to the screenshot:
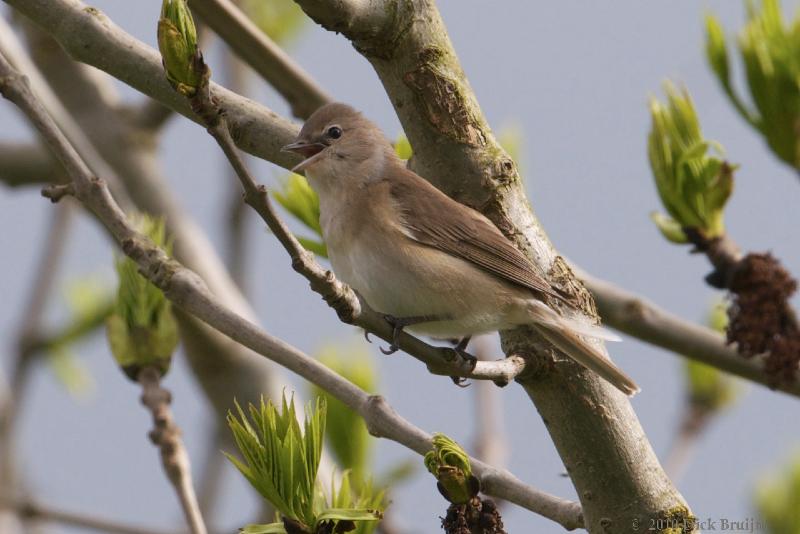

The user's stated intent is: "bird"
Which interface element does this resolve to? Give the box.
[281,102,639,396]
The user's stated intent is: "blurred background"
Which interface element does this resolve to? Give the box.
[1,0,799,532]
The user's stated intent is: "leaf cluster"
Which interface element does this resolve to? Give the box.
[648,84,735,244]
[424,434,478,505]
[106,215,178,379]
[226,394,383,534]
[706,0,800,169]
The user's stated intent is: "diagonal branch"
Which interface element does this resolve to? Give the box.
[0,51,583,531]
[187,0,331,119]
[8,13,287,431]
[579,268,800,397]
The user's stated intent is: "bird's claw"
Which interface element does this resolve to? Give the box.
[450,376,471,387]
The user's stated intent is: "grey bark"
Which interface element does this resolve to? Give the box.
[292,0,694,531]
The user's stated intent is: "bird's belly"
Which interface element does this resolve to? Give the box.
[328,236,526,338]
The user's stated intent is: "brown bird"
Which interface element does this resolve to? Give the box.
[282,103,639,396]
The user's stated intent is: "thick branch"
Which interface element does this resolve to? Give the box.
[5,0,299,169]
[580,269,800,397]
[0,53,583,530]
[188,0,331,118]
[292,1,691,531]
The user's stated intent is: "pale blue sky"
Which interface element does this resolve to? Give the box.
[1,1,799,532]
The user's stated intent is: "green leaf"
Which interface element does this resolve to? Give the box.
[106,215,178,380]
[647,83,735,242]
[240,0,308,45]
[226,394,326,526]
[650,212,689,243]
[682,301,742,413]
[46,346,94,398]
[316,509,382,522]
[706,0,800,169]
[297,237,328,258]
[311,347,376,478]
[424,434,476,504]
[754,451,800,534]
[394,134,413,160]
[239,523,288,534]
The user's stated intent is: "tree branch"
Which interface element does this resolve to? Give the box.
[291,1,692,531]
[580,268,800,397]
[9,12,287,429]
[138,367,207,534]
[0,494,179,534]
[187,0,331,119]
[0,52,584,530]
[0,142,58,187]
[189,76,525,384]
[5,1,692,528]
[5,0,299,169]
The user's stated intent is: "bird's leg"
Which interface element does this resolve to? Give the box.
[449,336,475,387]
[379,314,441,355]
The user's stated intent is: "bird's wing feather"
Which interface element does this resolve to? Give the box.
[387,168,564,300]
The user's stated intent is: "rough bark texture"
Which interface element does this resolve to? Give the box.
[294,0,693,531]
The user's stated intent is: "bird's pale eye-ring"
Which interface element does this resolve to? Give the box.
[326,125,342,139]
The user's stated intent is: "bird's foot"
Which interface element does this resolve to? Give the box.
[378,314,442,355]
[447,337,477,387]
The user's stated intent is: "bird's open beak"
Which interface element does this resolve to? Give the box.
[281,141,328,173]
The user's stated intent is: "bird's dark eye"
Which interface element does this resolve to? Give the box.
[327,126,342,139]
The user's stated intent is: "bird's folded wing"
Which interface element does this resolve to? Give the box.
[388,169,564,300]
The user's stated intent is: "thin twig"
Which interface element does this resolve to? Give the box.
[0,201,72,491]
[222,45,251,290]
[188,0,331,118]
[0,52,583,530]
[0,494,180,534]
[578,267,800,397]
[137,367,207,534]
[8,11,289,438]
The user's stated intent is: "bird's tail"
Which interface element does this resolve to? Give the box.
[527,301,640,396]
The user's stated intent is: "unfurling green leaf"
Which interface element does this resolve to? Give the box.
[157,0,207,96]
[226,393,383,533]
[650,211,690,244]
[424,434,477,505]
[648,83,735,243]
[754,451,800,534]
[706,0,800,169]
[106,215,178,380]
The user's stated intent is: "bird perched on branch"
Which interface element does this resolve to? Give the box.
[282,103,639,396]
